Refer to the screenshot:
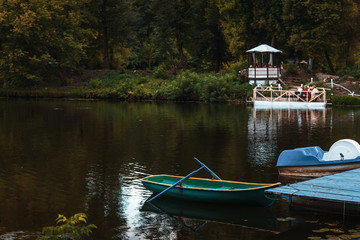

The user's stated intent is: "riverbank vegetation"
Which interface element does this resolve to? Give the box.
[0,0,359,103]
[331,95,360,106]
[0,71,253,102]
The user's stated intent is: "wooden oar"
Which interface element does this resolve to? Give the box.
[194,157,221,180]
[147,165,206,202]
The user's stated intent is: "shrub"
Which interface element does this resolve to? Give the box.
[88,78,102,89]
[229,83,254,100]
[38,213,97,240]
[338,66,360,80]
[172,71,202,101]
[153,63,169,79]
[222,61,248,74]
[202,75,229,102]
[331,95,360,106]
[284,62,299,76]
[152,81,176,100]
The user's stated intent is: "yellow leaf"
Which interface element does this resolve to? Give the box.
[329,229,344,233]
[78,217,87,223]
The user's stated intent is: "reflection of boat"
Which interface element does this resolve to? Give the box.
[277,139,360,179]
[141,197,278,232]
[140,174,280,206]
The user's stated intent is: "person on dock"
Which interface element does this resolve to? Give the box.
[302,85,309,100]
[296,85,303,99]
[310,85,319,101]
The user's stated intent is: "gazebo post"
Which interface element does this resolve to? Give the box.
[254,53,257,85]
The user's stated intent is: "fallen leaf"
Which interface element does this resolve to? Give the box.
[306,220,319,224]
[313,228,330,233]
[338,234,352,239]
[325,235,341,240]
[325,222,339,227]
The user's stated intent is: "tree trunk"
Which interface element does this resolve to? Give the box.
[324,49,336,75]
[215,57,220,73]
[271,33,275,47]
[308,57,313,71]
[345,41,350,68]
[177,42,187,69]
[102,0,110,69]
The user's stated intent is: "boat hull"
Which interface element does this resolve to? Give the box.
[276,140,360,182]
[141,175,280,206]
[278,161,360,178]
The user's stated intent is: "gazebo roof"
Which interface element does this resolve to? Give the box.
[246,44,282,53]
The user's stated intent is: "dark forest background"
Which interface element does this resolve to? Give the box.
[0,0,359,87]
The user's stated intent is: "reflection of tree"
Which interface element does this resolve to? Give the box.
[249,108,330,165]
[2,101,359,238]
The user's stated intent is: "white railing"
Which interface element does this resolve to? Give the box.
[253,86,327,103]
[325,79,360,97]
[248,68,280,79]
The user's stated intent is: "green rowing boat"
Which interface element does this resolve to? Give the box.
[141,174,280,206]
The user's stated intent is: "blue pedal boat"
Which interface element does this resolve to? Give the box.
[277,139,360,178]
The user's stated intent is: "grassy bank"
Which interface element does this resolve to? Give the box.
[0,70,253,103]
[2,69,360,106]
[330,95,360,106]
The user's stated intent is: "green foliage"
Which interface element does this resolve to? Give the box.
[331,95,360,106]
[88,78,102,89]
[0,0,359,87]
[172,71,202,101]
[0,70,254,102]
[230,81,254,99]
[201,75,229,102]
[38,213,97,240]
[223,61,247,75]
[338,67,360,80]
[0,0,90,87]
[153,63,169,79]
[284,62,299,76]
[282,0,359,73]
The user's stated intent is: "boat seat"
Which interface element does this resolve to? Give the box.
[322,139,360,161]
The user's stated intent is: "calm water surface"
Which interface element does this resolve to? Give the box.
[0,99,360,239]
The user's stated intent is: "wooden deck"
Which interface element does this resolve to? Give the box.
[266,168,360,205]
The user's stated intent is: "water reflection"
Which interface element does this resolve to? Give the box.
[141,198,278,234]
[247,108,327,168]
[0,100,360,239]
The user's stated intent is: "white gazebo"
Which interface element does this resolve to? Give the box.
[247,44,282,85]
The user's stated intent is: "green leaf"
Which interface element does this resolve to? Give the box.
[312,228,330,233]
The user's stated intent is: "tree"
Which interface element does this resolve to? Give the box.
[150,0,194,69]
[282,0,358,74]
[86,0,132,70]
[216,0,253,63]
[250,0,285,47]
[201,0,227,72]
[0,0,90,87]
[129,0,156,69]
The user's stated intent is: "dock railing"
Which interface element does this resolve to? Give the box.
[253,86,326,103]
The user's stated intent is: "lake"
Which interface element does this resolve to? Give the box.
[0,99,360,240]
